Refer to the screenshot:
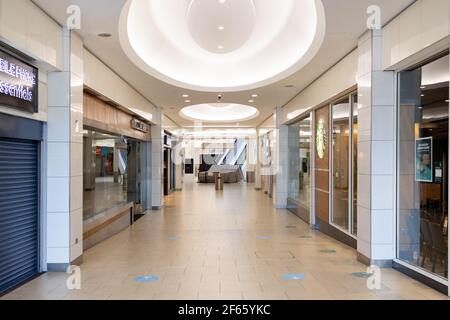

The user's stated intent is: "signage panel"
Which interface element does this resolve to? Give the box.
[0,48,38,113]
[415,137,433,183]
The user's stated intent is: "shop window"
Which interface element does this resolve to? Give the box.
[398,54,449,279]
[330,93,358,235]
[288,115,312,220]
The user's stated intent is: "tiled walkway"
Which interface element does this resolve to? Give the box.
[2,178,448,300]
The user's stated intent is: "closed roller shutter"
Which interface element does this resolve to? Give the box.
[0,138,39,294]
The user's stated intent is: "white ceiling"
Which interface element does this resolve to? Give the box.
[33,0,415,128]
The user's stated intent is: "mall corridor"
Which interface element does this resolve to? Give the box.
[1,179,447,300]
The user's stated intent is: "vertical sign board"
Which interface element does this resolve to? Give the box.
[0,48,39,113]
[415,137,433,183]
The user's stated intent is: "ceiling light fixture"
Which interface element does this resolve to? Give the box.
[218,45,224,50]
[185,100,191,103]
[248,100,255,103]
[120,0,326,92]
[180,103,259,123]
[218,26,224,31]
[182,94,190,98]
[251,94,258,98]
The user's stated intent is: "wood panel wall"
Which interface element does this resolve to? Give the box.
[83,92,151,141]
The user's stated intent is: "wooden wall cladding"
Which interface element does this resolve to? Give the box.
[83,93,151,141]
[315,105,330,223]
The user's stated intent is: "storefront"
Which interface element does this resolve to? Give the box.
[82,92,152,249]
[0,45,43,294]
[395,53,449,290]
[163,131,175,196]
[286,92,359,247]
[260,130,275,199]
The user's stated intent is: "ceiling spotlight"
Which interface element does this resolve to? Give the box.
[421,94,425,97]
[251,94,258,98]
[248,100,255,103]
[185,100,191,103]
[218,26,225,31]
[182,94,189,98]
[218,45,224,50]
[219,0,226,3]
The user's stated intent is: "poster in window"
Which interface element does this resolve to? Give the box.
[415,137,433,183]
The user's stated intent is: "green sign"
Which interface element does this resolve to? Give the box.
[316,118,327,159]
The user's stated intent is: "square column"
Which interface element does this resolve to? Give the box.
[46,30,84,270]
[151,110,163,209]
[275,107,289,209]
[254,131,262,190]
[357,30,396,267]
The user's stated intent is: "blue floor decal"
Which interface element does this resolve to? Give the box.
[134,275,160,283]
[283,274,306,281]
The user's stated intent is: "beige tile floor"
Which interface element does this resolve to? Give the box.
[2,178,449,300]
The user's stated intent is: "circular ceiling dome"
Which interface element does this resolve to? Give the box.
[119,0,325,92]
[180,103,259,122]
[187,0,256,54]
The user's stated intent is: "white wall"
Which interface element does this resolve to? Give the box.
[383,0,450,70]
[83,49,159,125]
[0,0,63,70]
[162,114,180,134]
[281,50,358,124]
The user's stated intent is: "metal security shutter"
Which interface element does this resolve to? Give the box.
[0,138,39,294]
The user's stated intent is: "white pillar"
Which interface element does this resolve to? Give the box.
[254,130,262,190]
[46,30,84,270]
[275,107,289,209]
[151,110,163,209]
[356,30,396,267]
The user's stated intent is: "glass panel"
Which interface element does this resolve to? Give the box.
[352,94,358,236]
[398,55,449,279]
[83,130,129,220]
[332,98,351,231]
[299,116,312,212]
[288,115,312,214]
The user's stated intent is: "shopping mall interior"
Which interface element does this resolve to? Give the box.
[0,0,449,302]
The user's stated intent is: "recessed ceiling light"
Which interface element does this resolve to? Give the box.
[421,94,425,97]
[185,100,191,103]
[219,0,226,3]
[248,100,254,103]
[180,103,259,123]
[218,26,224,31]
[251,94,258,98]
[218,45,224,50]
[182,94,189,98]
[98,33,112,38]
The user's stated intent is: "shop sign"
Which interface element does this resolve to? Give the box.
[0,48,38,113]
[316,118,327,159]
[131,118,149,133]
[415,137,433,183]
